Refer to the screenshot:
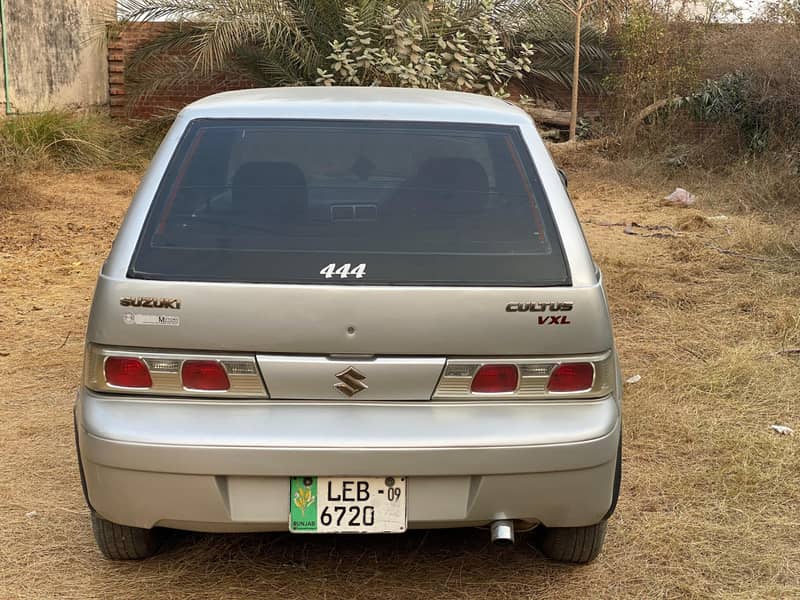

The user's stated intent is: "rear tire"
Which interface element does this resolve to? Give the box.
[535,521,607,564]
[90,510,161,560]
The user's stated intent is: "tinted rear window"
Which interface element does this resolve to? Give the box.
[130,119,569,286]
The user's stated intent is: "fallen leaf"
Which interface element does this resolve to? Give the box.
[626,374,642,384]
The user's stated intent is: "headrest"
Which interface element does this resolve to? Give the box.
[231,161,307,221]
[393,157,489,218]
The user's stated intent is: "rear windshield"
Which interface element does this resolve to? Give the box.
[130,119,569,286]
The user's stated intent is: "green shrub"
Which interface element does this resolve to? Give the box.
[118,0,608,105]
[680,72,770,154]
[315,2,533,95]
[0,112,161,170]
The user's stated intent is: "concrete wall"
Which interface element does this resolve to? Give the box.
[0,0,115,114]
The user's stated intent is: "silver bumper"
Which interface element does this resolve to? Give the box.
[76,389,620,531]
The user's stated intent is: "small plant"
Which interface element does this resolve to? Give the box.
[576,117,592,140]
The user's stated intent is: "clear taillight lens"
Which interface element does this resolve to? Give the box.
[104,357,152,388]
[547,363,594,392]
[470,364,519,393]
[181,360,230,391]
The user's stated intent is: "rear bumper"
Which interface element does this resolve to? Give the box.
[76,388,621,531]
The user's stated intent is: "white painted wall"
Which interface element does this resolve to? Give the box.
[0,0,115,113]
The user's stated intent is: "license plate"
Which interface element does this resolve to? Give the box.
[289,476,406,533]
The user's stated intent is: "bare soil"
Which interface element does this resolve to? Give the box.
[0,158,797,599]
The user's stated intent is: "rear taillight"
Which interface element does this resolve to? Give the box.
[471,365,519,393]
[84,345,267,398]
[547,363,594,392]
[433,353,613,400]
[181,360,230,391]
[104,357,152,388]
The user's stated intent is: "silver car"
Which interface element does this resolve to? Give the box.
[75,87,621,563]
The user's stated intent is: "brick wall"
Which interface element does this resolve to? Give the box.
[108,23,256,118]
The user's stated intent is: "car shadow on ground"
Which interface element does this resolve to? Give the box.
[121,527,583,596]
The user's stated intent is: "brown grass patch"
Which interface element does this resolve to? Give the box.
[675,212,711,231]
[0,156,798,599]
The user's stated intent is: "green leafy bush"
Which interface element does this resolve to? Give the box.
[681,72,770,153]
[117,0,609,105]
[315,3,534,95]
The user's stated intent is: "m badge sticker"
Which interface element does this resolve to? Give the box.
[123,313,180,327]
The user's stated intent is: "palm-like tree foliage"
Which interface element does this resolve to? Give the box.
[115,0,609,106]
[510,3,610,96]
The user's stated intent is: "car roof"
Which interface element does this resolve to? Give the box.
[180,87,532,126]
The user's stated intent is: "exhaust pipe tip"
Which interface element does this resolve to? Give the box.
[490,519,515,546]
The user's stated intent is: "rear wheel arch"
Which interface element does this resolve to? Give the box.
[73,406,93,511]
[603,427,622,520]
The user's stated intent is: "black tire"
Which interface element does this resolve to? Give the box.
[90,510,161,560]
[535,521,608,564]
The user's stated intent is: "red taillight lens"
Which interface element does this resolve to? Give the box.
[547,363,594,392]
[104,357,152,388]
[181,360,230,391]
[471,364,519,393]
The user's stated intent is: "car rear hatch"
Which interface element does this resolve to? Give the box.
[88,117,614,401]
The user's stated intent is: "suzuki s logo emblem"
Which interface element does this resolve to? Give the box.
[334,367,368,397]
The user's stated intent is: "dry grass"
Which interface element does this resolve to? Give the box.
[0,112,163,171]
[0,155,798,599]
[602,122,800,214]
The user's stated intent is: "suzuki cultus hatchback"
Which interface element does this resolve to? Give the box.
[75,87,621,563]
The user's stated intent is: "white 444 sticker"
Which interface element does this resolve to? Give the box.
[319,263,367,279]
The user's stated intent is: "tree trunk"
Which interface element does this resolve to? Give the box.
[526,107,572,127]
[569,6,582,142]
[622,96,682,139]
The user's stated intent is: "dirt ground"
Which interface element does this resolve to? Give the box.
[0,157,797,599]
